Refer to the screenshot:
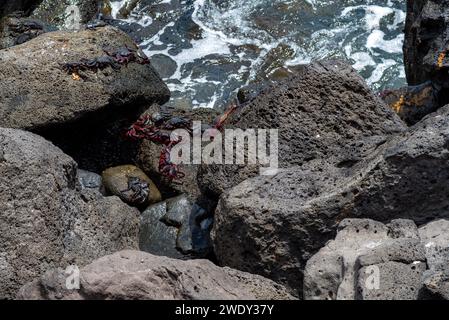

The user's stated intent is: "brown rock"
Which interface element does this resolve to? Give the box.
[18,250,296,300]
[198,59,406,198]
[102,165,162,206]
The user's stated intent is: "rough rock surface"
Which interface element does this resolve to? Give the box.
[0,128,139,299]
[304,219,426,300]
[30,0,98,29]
[419,219,449,299]
[198,59,405,197]
[213,104,449,297]
[18,250,295,300]
[0,26,169,172]
[0,0,42,19]
[140,195,213,259]
[356,261,426,300]
[419,219,449,271]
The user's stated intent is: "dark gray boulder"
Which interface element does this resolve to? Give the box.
[379,81,441,125]
[0,0,42,19]
[419,219,449,299]
[397,0,449,122]
[198,59,406,198]
[0,26,169,130]
[0,128,139,299]
[212,104,449,297]
[140,195,213,259]
[0,15,53,50]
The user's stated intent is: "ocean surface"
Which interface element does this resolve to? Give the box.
[110,0,406,109]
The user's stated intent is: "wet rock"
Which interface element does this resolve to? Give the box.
[30,0,99,29]
[176,203,213,255]
[198,59,406,198]
[253,43,296,83]
[137,105,220,199]
[102,165,161,206]
[0,26,170,172]
[139,195,213,258]
[404,0,449,87]
[18,250,296,300]
[140,200,183,259]
[149,53,177,79]
[303,219,425,300]
[379,81,440,125]
[77,169,103,192]
[0,128,139,299]
[212,104,449,297]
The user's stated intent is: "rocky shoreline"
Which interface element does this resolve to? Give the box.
[1,0,449,300]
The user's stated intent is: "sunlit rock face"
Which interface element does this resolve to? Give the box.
[0,128,139,299]
[101,0,406,109]
[213,104,449,298]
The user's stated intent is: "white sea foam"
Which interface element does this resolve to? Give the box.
[367,30,404,54]
[110,0,153,27]
[112,0,407,108]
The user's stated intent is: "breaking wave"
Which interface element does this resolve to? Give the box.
[110,0,406,109]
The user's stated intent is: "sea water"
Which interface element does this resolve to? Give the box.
[109,0,406,109]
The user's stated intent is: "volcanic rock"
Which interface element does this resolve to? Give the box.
[304,219,425,300]
[198,59,406,198]
[137,105,220,199]
[18,250,295,300]
[212,104,449,297]
[0,26,170,172]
